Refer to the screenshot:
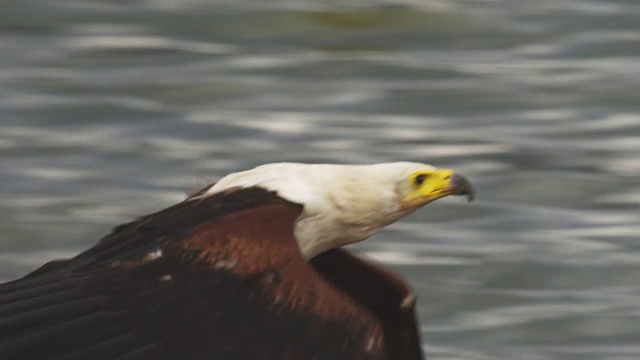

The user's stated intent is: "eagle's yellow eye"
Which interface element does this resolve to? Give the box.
[413,173,428,187]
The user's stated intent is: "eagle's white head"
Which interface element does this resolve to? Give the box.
[207,163,473,259]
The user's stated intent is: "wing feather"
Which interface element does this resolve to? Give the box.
[0,188,399,360]
[311,249,424,360]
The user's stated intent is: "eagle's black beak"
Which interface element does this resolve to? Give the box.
[451,174,475,202]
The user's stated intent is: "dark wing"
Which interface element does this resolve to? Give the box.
[0,188,390,360]
[311,249,424,360]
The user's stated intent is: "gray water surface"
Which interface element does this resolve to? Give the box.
[1,1,639,359]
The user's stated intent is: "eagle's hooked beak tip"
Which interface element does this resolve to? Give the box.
[451,173,475,202]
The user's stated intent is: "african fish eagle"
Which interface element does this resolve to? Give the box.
[0,162,473,360]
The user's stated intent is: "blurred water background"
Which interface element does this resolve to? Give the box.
[1,0,639,359]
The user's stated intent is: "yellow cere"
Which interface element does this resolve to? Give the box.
[411,169,454,195]
[402,169,456,210]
